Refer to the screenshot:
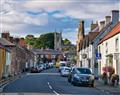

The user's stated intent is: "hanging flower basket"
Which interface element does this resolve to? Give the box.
[102,66,114,73]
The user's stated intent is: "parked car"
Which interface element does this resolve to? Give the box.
[68,67,95,87]
[30,67,39,73]
[38,64,44,71]
[48,62,54,68]
[59,61,67,72]
[43,63,47,70]
[46,63,50,69]
[60,67,71,77]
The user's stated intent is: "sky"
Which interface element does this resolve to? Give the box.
[0,0,120,44]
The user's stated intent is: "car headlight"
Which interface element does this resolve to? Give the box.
[90,76,94,80]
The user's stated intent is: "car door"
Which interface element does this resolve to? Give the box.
[71,68,77,80]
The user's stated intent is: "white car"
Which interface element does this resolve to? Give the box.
[48,62,54,68]
[60,67,71,77]
[59,61,67,72]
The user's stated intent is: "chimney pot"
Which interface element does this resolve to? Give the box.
[112,10,119,26]
[99,21,105,31]
[91,21,98,31]
[105,16,111,25]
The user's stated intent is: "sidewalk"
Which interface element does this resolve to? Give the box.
[95,80,120,95]
[0,73,26,92]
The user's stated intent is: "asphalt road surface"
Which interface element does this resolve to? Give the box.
[2,68,108,95]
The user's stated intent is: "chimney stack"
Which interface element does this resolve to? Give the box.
[91,21,98,31]
[105,16,111,25]
[9,36,14,43]
[2,32,10,41]
[78,20,85,37]
[112,10,119,26]
[99,21,105,31]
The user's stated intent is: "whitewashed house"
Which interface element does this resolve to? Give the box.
[91,10,119,77]
[79,30,99,73]
[98,22,120,80]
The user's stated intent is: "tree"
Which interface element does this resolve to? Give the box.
[34,33,54,49]
[63,39,71,45]
[25,37,36,46]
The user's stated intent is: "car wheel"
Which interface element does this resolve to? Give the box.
[71,77,76,86]
[91,83,94,87]
[71,81,77,86]
[68,78,71,82]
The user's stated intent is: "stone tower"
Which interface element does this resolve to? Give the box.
[54,32,62,51]
[77,20,85,66]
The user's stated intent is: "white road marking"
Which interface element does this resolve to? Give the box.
[47,82,60,95]
[53,90,60,95]
[47,82,52,90]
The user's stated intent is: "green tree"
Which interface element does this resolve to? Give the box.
[25,37,36,46]
[34,33,54,49]
[63,39,71,45]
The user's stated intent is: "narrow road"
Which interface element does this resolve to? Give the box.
[3,68,108,95]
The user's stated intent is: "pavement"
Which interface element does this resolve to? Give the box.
[0,73,26,93]
[95,80,120,95]
[0,68,119,95]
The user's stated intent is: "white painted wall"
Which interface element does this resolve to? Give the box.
[79,45,95,73]
[98,33,120,78]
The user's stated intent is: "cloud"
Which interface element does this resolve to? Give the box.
[23,0,120,20]
[1,0,120,44]
[62,28,78,44]
[1,0,48,33]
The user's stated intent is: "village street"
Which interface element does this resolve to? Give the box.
[2,68,111,95]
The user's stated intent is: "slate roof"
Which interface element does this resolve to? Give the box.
[99,22,120,44]
[32,49,63,55]
[0,38,15,46]
[79,32,99,50]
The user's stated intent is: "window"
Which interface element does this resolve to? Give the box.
[106,42,108,54]
[76,68,91,74]
[115,38,119,52]
[99,46,101,53]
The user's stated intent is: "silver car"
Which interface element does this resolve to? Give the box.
[60,67,71,77]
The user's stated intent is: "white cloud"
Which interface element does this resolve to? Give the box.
[23,0,120,20]
[0,0,48,33]
[62,28,78,44]
[1,0,120,44]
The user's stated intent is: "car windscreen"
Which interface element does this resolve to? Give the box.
[60,63,66,66]
[65,68,70,71]
[76,68,91,74]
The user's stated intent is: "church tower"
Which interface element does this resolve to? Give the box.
[54,31,62,51]
[77,20,85,66]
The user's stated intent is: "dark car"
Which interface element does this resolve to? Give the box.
[68,67,95,87]
[30,67,39,73]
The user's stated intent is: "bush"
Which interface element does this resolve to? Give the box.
[110,74,119,86]
[102,72,108,85]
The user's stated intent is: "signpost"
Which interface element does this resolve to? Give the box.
[96,53,101,60]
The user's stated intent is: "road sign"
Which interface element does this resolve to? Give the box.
[96,53,101,60]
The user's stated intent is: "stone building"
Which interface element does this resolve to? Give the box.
[76,20,85,66]
[54,32,62,51]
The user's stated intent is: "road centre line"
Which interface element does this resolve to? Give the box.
[47,82,52,89]
[53,90,60,95]
[47,82,60,95]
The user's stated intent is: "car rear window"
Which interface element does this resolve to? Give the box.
[61,63,66,66]
[65,68,70,71]
[76,68,91,74]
